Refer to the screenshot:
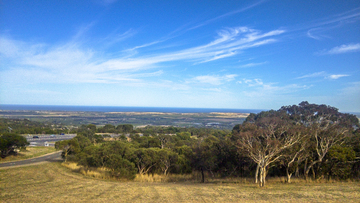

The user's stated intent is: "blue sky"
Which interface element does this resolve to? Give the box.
[1,0,359,112]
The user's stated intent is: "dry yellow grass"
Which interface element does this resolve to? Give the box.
[62,162,112,180]
[1,162,360,203]
[0,146,57,163]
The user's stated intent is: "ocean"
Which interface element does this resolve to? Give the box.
[0,104,264,114]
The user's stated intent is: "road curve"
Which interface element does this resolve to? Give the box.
[0,151,62,168]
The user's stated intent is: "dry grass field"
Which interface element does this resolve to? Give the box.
[0,147,57,163]
[1,162,359,203]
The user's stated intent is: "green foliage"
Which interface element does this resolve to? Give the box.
[104,154,137,179]
[133,148,159,175]
[158,148,178,175]
[55,138,80,162]
[322,145,356,179]
[97,124,116,133]
[6,101,359,182]
[116,124,134,133]
[73,135,92,150]
[0,118,67,134]
[0,133,29,158]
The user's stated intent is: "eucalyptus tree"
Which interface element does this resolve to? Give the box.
[133,148,159,175]
[280,101,359,180]
[158,148,178,175]
[234,111,303,187]
[55,138,80,162]
[280,135,309,183]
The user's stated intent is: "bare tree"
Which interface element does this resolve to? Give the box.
[304,122,349,180]
[236,117,303,187]
[281,136,309,183]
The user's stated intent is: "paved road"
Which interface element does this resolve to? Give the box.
[26,134,76,147]
[0,151,62,168]
[26,134,76,142]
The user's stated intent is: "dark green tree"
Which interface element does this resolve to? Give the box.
[0,133,29,158]
[192,135,220,183]
[55,139,80,162]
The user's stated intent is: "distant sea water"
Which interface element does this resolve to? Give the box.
[0,104,263,114]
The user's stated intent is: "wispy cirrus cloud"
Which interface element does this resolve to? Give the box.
[186,0,268,31]
[238,61,267,68]
[0,26,284,85]
[100,29,137,47]
[304,7,360,40]
[237,78,264,86]
[189,74,237,85]
[313,7,360,28]
[238,78,310,97]
[297,71,350,80]
[327,74,350,80]
[297,71,327,79]
[317,43,360,55]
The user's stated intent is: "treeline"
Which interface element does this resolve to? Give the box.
[0,118,68,134]
[56,102,360,186]
[71,124,135,134]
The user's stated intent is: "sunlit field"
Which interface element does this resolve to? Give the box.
[1,162,359,203]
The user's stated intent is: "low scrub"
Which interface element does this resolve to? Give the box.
[134,173,194,182]
[61,162,129,180]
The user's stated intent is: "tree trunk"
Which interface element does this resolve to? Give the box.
[295,165,299,177]
[259,166,266,187]
[201,167,205,183]
[263,166,267,187]
[255,164,259,184]
[304,159,320,181]
[286,167,292,183]
[304,158,308,180]
[311,166,316,179]
[64,150,68,162]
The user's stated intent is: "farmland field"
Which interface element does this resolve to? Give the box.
[1,162,359,203]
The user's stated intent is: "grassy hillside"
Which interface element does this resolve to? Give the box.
[1,162,359,203]
[0,146,57,163]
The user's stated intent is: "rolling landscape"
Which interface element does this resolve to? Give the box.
[1,0,360,202]
[0,108,250,129]
[1,102,360,202]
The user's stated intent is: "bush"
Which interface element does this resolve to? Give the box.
[105,154,137,180]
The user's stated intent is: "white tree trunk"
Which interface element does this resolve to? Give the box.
[286,167,292,183]
[259,166,266,187]
[255,164,259,184]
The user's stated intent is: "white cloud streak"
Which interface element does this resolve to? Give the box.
[297,71,350,80]
[239,78,310,97]
[0,26,284,85]
[304,7,360,40]
[186,0,268,31]
[318,43,360,55]
[327,74,349,80]
[189,74,237,85]
[239,61,267,68]
[297,71,326,79]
